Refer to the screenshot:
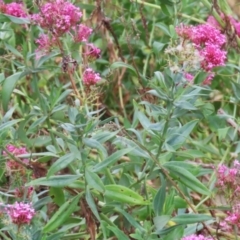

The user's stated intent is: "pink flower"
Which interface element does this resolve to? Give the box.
[184,73,194,83]
[83,68,101,86]
[207,16,221,29]
[175,24,193,39]
[15,186,34,199]
[182,234,213,240]
[225,204,240,229]
[234,160,240,169]
[190,24,226,48]
[32,0,82,36]
[7,202,35,226]
[3,144,29,173]
[203,72,215,85]
[74,24,92,42]
[229,16,240,37]
[200,44,226,71]
[85,43,101,60]
[0,0,6,13]
[35,34,57,58]
[4,2,27,18]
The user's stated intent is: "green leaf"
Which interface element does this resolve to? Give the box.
[155,23,171,36]
[162,225,184,240]
[108,226,130,240]
[110,61,137,76]
[232,81,240,101]
[29,116,47,131]
[174,100,197,110]
[26,175,79,187]
[166,120,198,149]
[36,51,60,68]
[153,176,166,216]
[174,196,187,209]
[85,169,105,192]
[176,149,205,159]
[43,194,81,233]
[163,165,210,195]
[0,119,22,133]
[4,43,23,58]
[85,186,101,221]
[34,196,52,211]
[49,187,65,207]
[2,72,23,111]
[92,148,133,172]
[0,14,30,24]
[171,214,213,224]
[153,215,171,232]
[104,185,149,205]
[47,153,76,177]
[115,207,146,233]
[83,138,108,159]
[217,127,230,141]
[194,72,208,84]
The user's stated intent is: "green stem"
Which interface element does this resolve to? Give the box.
[177,13,206,23]
[133,0,161,10]
[118,84,127,119]
[0,232,11,240]
[46,117,59,150]
[105,168,116,184]
[143,18,155,77]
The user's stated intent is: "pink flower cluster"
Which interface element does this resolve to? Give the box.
[230,17,240,37]
[176,21,227,85]
[220,204,240,231]
[216,160,240,189]
[74,24,93,42]
[86,43,101,61]
[216,161,240,231]
[32,0,93,54]
[0,1,27,18]
[182,234,213,240]
[83,68,101,86]
[3,144,29,173]
[207,15,240,38]
[32,0,101,86]
[15,186,34,199]
[6,202,35,226]
[32,0,82,37]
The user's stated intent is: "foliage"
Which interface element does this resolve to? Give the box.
[0,0,240,239]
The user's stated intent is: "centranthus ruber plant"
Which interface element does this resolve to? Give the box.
[1,0,240,239]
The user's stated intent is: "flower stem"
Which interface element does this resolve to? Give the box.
[133,0,161,10]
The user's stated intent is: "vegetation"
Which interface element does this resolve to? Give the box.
[0,0,240,239]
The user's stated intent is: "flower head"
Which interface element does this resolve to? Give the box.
[83,68,101,86]
[7,202,35,226]
[32,0,82,36]
[3,144,29,174]
[74,24,92,42]
[207,16,221,29]
[184,72,194,83]
[203,72,215,85]
[35,34,57,59]
[4,2,27,18]
[175,24,193,39]
[200,43,226,71]
[190,24,226,48]
[85,43,101,61]
[182,234,213,240]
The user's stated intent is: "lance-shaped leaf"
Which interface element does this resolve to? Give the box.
[163,165,210,195]
[43,194,81,233]
[104,185,150,205]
